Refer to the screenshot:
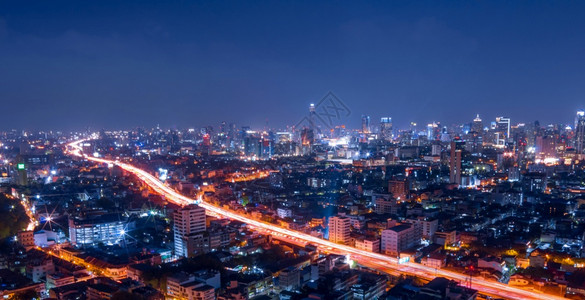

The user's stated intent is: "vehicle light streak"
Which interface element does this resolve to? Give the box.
[16,195,39,231]
[65,139,563,300]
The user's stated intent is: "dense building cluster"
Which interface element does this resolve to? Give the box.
[2,109,585,299]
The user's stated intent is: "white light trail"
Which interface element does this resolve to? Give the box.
[65,139,564,300]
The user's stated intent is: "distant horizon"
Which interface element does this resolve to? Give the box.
[1,108,581,133]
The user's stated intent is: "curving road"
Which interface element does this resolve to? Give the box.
[66,139,562,300]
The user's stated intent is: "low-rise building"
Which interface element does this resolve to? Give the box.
[26,257,55,282]
[381,224,418,256]
[46,273,75,290]
[355,237,380,253]
[279,267,300,291]
[478,257,506,274]
[17,230,35,249]
[434,231,458,247]
[167,271,218,300]
[421,253,446,269]
[0,269,44,299]
[68,213,129,246]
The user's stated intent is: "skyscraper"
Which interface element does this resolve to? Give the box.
[472,114,483,134]
[16,162,27,185]
[449,140,463,186]
[362,115,371,134]
[467,114,484,154]
[380,117,393,141]
[575,110,585,154]
[309,103,317,131]
[427,122,440,141]
[301,128,314,146]
[220,121,227,134]
[174,204,206,257]
[495,117,511,146]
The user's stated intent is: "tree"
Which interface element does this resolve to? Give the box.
[521,267,553,280]
[111,291,144,300]
[95,197,116,209]
[0,194,29,240]
[10,289,39,300]
[567,270,585,287]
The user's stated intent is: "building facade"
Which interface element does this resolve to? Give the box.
[328,216,351,245]
[174,204,207,257]
[68,213,127,246]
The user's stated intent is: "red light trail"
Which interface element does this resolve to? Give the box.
[66,139,563,300]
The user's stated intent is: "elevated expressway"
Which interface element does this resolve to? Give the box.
[65,139,559,300]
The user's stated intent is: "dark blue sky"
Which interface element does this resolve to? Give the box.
[1,1,584,131]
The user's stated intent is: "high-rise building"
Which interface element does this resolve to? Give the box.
[431,143,442,156]
[308,103,317,130]
[380,117,393,141]
[449,140,463,185]
[388,178,409,200]
[375,198,398,214]
[219,121,226,132]
[466,131,483,154]
[259,137,274,158]
[404,217,437,241]
[16,162,27,185]
[427,122,440,141]
[301,128,314,146]
[575,110,585,154]
[362,115,371,134]
[495,117,511,146]
[472,114,483,134]
[328,216,351,244]
[174,204,206,257]
[536,135,557,158]
[244,135,261,156]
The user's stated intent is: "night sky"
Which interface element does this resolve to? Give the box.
[1,1,585,131]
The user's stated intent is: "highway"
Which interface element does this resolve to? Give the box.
[65,139,561,300]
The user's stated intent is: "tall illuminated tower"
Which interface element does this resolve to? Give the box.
[472,114,483,134]
[309,103,316,130]
[495,117,511,146]
[380,117,393,141]
[575,110,585,154]
[450,140,462,185]
[174,204,206,257]
[362,115,371,134]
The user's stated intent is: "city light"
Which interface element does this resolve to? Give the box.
[65,138,568,300]
[4,4,585,299]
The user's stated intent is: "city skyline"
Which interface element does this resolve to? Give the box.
[4,2,585,300]
[3,104,585,299]
[1,1,585,130]
[1,108,585,133]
